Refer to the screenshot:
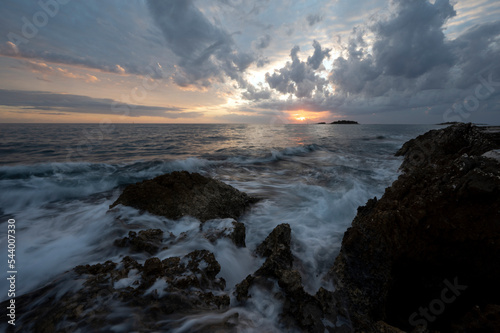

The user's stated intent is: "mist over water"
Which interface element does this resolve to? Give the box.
[0,123,437,330]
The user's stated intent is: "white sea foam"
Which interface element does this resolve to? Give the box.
[0,124,436,330]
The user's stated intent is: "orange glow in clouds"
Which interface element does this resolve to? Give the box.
[288,110,322,123]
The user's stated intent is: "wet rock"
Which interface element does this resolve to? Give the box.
[110,171,258,222]
[230,221,246,248]
[186,250,223,287]
[7,250,229,332]
[331,124,500,332]
[256,223,292,258]
[254,223,293,279]
[235,223,339,332]
[114,229,167,254]
[395,123,498,173]
[143,257,163,277]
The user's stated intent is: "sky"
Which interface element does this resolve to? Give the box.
[0,0,499,124]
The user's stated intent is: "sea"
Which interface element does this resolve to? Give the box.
[0,123,438,331]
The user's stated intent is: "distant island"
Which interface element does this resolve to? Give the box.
[437,121,464,125]
[331,120,359,124]
[317,122,326,124]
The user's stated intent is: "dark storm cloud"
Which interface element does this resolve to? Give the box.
[371,0,456,78]
[251,0,500,122]
[264,41,330,99]
[147,0,254,88]
[328,0,500,116]
[449,20,500,89]
[330,0,457,97]
[0,89,201,119]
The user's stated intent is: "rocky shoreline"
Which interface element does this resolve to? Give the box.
[4,124,500,332]
[332,123,500,332]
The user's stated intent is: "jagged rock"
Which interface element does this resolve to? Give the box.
[395,123,497,173]
[114,229,169,254]
[256,223,292,258]
[230,221,246,248]
[110,171,258,222]
[235,223,340,332]
[331,124,500,332]
[7,251,229,332]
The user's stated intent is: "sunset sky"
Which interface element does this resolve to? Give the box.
[0,0,499,124]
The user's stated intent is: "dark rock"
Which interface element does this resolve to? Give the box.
[234,274,255,302]
[235,223,338,332]
[186,250,222,284]
[109,171,258,222]
[256,223,292,258]
[74,260,117,276]
[6,250,229,332]
[395,123,497,173]
[114,229,167,254]
[332,123,500,332]
[230,221,246,248]
[143,257,163,277]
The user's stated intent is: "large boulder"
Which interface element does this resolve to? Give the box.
[331,124,500,332]
[395,123,498,172]
[110,171,258,222]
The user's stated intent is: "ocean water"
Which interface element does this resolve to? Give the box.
[0,123,437,331]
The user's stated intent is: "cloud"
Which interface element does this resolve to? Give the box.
[0,42,164,78]
[327,0,500,117]
[330,0,458,97]
[147,0,255,88]
[448,20,500,89]
[306,14,323,26]
[253,34,271,50]
[0,1,167,79]
[371,0,456,79]
[1,0,498,124]
[22,60,101,83]
[0,89,201,119]
[263,41,330,99]
[241,84,272,101]
[244,0,500,123]
[307,40,331,70]
[2,41,19,56]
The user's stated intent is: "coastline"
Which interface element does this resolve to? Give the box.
[333,123,500,332]
[2,123,499,332]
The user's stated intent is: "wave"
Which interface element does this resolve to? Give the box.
[226,143,324,165]
[0,158,213,214]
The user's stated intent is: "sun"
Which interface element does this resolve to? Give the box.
[290,111,319,123]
